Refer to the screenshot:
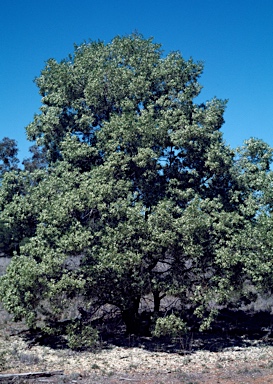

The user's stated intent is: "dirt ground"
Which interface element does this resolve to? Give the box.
[1,344,273,383]
[1,309,273,384]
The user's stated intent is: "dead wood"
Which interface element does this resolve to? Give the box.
[0,370,63,381]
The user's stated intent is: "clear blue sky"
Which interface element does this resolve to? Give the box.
[1,0,273,161]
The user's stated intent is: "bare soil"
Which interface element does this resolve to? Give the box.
[1,306,273,383]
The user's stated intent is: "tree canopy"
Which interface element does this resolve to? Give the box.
[1,34,273,341]
[0,137,19,178]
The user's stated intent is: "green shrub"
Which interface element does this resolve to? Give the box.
[66,322,99,350]
[153,314,188,339]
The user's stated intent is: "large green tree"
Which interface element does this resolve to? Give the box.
[1,34,272,337]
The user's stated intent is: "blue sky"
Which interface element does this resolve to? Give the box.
[1,0,273,162]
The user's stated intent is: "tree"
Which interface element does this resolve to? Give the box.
[0,138,49,255]
[22,144,48,172]
[222,138,273,307]
[0,137,19,179]
[0,137,20,255]
[0,34,270,337]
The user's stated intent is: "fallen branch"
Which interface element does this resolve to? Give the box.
[0,370,64,381]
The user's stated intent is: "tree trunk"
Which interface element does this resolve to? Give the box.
[121,296,141,334]
[153,290,161,314]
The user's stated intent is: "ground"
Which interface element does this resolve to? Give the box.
[1,306,273,383]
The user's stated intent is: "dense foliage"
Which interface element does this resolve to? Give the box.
[0,34,273,340]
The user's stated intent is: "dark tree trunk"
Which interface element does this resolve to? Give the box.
[153,290,161,314]
[121,296,141,334]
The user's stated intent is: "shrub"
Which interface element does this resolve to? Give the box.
[66,322,99,350]
[153,314,188,339]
